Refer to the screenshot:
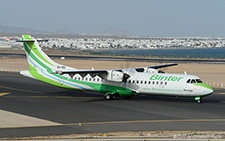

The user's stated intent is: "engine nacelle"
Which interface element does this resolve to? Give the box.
[135,67,162,73]
[105,70,124,82]
[145,68,159,73]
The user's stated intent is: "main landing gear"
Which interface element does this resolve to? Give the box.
[105,94,115,100]
[195,97,202,104]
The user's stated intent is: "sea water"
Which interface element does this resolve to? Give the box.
[101,48,225,59]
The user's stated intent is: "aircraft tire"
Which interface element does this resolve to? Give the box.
[105,94,113,100]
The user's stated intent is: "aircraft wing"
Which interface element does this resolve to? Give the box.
[148,63,178,69]
[55,69,129,82]
[60,70,107,74]
[55,63,177,82]
[134,63,178,73]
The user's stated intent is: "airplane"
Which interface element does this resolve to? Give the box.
[17,35,213,103]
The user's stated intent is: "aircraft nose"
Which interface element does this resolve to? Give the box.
[202,83,214,95]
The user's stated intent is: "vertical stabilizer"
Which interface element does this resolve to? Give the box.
[18,35,75,73]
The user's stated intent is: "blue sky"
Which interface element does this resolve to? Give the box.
[1,0,225,37]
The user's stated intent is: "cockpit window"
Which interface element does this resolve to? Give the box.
[187,79,203,84]
[186,79,191,83]
[196,79,203,83]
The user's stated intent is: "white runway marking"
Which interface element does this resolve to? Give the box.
[0,110,61,128]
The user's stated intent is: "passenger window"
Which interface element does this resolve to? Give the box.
[152,81,155,85]
[145,81,147,84]
[133,80,135,83]
[165,82,167,85]
[149,81,151,84]
[137,80,139,84]
[140,81,143,84]
[89,78,91,81]
[161,82,163,85]
[93,78,95,81]
[156,81,159,85]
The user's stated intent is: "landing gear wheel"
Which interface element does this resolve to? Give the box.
[105,94,114,100]
[195,97,202,104]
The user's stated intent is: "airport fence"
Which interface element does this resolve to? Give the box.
[0,67,24,72]
[0,67,224,89]
[205,81,225,89]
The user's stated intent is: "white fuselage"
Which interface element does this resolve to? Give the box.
[67,71,213,97]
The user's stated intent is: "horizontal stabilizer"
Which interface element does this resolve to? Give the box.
[16,39,48,42]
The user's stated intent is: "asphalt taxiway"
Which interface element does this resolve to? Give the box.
[1,71,225,138]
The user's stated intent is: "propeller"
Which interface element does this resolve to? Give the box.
[121,61,131,82]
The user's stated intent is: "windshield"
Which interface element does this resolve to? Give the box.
[186,79,203,83]
[196,79,203,83]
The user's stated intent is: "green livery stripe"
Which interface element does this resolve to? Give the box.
[22,35,54,67]
[28,65,77,90]
[23,35,32,40]
[27,42,54,67]
[29,61,133,95]
[152,88,182,92]
[22,35,134,95]
[24,43,52,71]
[193,83,213,90]
[29,63,133,94]
[73,81,133,95]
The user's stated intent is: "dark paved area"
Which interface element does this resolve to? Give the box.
[0,71,225,138]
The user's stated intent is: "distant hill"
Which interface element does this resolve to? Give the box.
[0,25,134,37]
[97,28,134,36]
[0,25,49,34]
[52,29,74,35]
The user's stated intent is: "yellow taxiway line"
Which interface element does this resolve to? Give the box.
[0,85,42,94]
[218,93,225,94]
[6,96,96,99]
[0,92,10,97]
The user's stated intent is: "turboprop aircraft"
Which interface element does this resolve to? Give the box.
[17,35,213,103]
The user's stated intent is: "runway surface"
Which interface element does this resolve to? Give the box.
[1,71,225,138]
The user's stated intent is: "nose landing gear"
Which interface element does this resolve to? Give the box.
[195,97,202,104]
